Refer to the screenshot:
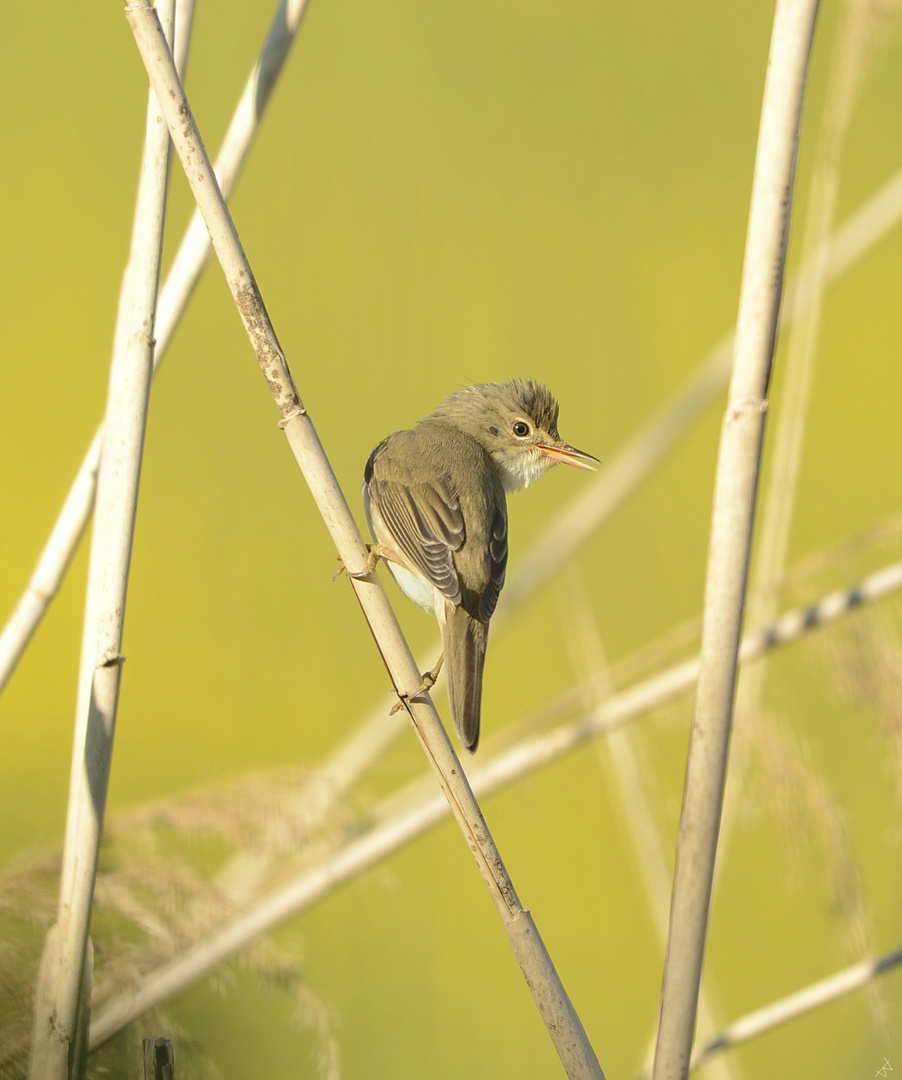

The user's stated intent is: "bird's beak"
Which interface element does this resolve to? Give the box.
[538,442,600,472]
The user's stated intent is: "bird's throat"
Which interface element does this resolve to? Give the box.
[490,446,555,491]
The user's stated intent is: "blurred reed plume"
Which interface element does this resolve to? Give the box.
[1,767,345,1079]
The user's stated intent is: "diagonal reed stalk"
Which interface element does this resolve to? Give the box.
[87,557,902,1046]
[686,947,902,1075]
[625,946,902,1078]
[0,0,314,697]
[124,6,605,1077]
[28,2,179,1076]
[652,3,820,1079]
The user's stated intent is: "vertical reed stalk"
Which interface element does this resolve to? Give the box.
[28,4,177,1076]
[125,7,604,1077]
[651,3,820,1079]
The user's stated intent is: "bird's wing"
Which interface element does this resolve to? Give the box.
[477,499,508,622]
[367,470,464,606]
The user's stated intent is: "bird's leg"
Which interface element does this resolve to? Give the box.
[423,652,445,687]
[333,542,403,582]
[390,652,445,714]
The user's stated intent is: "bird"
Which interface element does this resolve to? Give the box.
[362,379,598,752]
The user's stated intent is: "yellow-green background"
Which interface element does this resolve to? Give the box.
[2,0,902,1076]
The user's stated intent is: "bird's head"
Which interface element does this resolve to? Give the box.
[430,379,599,492]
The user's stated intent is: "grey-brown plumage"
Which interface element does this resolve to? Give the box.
[364,379,597,751]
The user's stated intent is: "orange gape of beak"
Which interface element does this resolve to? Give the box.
[538,443,601,471]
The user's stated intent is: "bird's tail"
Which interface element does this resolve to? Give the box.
[441,604,488,752]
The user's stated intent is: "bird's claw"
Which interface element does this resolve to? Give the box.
[390,654,445,714]
[332,543,387,582]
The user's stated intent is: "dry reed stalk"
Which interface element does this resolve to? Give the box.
[125,8,604,1077]
[87,557,902,1046]
[28,3,177,1076]
[0,0,314,697]
[652,4,820,1078]
[687,947,902,1074]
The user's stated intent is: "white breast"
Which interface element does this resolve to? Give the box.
[384,561,440,615]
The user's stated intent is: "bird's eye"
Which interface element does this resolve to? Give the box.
[512,421,530,437]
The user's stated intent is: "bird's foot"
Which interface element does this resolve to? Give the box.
[390,654,445,714]
[332,543,391,582]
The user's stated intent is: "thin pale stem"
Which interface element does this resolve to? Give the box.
[29,3,176,1076]
[88,557,902,1046]
[688,948,902,1074]
[125,7,604,1076]
[652,4,820,1078]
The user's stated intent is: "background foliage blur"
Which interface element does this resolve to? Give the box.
[1,1,902,1077]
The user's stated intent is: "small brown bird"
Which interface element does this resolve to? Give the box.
[363,379,598,751]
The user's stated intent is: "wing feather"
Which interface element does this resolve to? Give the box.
[366,461,464,604]
[478,505,508,622]
[364,428,509,620]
